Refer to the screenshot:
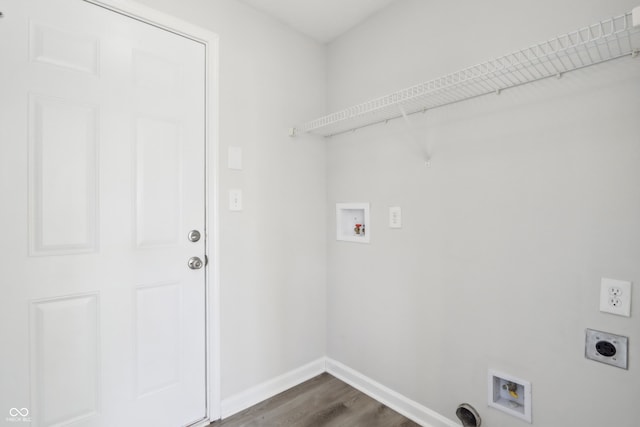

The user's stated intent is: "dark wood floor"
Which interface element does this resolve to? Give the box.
[209,373,421,427]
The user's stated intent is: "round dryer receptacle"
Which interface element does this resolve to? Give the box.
[596,341,617,357]
[456,403,481,427]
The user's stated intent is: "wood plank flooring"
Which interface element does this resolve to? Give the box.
[209,373,421,427]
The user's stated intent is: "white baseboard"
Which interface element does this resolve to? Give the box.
[219,357,457,427]
[220,358,326,418]
[325,358,459,427]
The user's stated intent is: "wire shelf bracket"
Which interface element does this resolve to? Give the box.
[292,7,640,138]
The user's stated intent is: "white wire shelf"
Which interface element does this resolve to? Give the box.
[293,9,640,138]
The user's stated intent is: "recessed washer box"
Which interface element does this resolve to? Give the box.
[336,203,370,243]
[488,370,532,423]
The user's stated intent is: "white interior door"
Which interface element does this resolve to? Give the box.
[0,1,207,425]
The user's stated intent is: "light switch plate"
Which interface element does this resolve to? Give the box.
[600,278,632,317]
[228,146,243,170]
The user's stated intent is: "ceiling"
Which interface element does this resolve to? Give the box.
[237,0,400,43]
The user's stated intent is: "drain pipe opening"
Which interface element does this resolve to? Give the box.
[456,403,481,427]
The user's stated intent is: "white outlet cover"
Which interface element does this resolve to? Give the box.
[229,189,243,211]
[600,278,632,317]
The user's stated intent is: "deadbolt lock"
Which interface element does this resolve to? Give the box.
[188,230,201,242]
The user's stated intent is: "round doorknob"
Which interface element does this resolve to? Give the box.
[188,256,203,270]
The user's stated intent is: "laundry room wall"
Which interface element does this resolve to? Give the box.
[325,0,640,426]
[135,0,328,402]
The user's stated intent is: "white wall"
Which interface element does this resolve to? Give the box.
[326,1,640,426]
[134,0,328,400]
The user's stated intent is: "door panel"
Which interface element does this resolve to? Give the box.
[135,117,182,248]
[29,22,100,75]
[0,1,207,426]
[30,294,100,426]
[29,94,99,255]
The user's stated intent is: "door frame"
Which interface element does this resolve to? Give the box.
[83,0,221,422]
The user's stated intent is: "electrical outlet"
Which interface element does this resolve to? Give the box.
[229,189,243,211]
[389,207,402,228]
[600,278,632,317]
[585,328,628,369]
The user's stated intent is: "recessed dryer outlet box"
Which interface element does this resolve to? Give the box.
[336,203,370,243]
[488,370,532,423]
[585,328,628,369]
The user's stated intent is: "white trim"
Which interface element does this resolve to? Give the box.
[84,0,218,43]
[633,6,640,27]
[82,0,221,422]
[217,357,457,427]
[220,358,327,419]
[206,24,222,425]
[325,358,459,427]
